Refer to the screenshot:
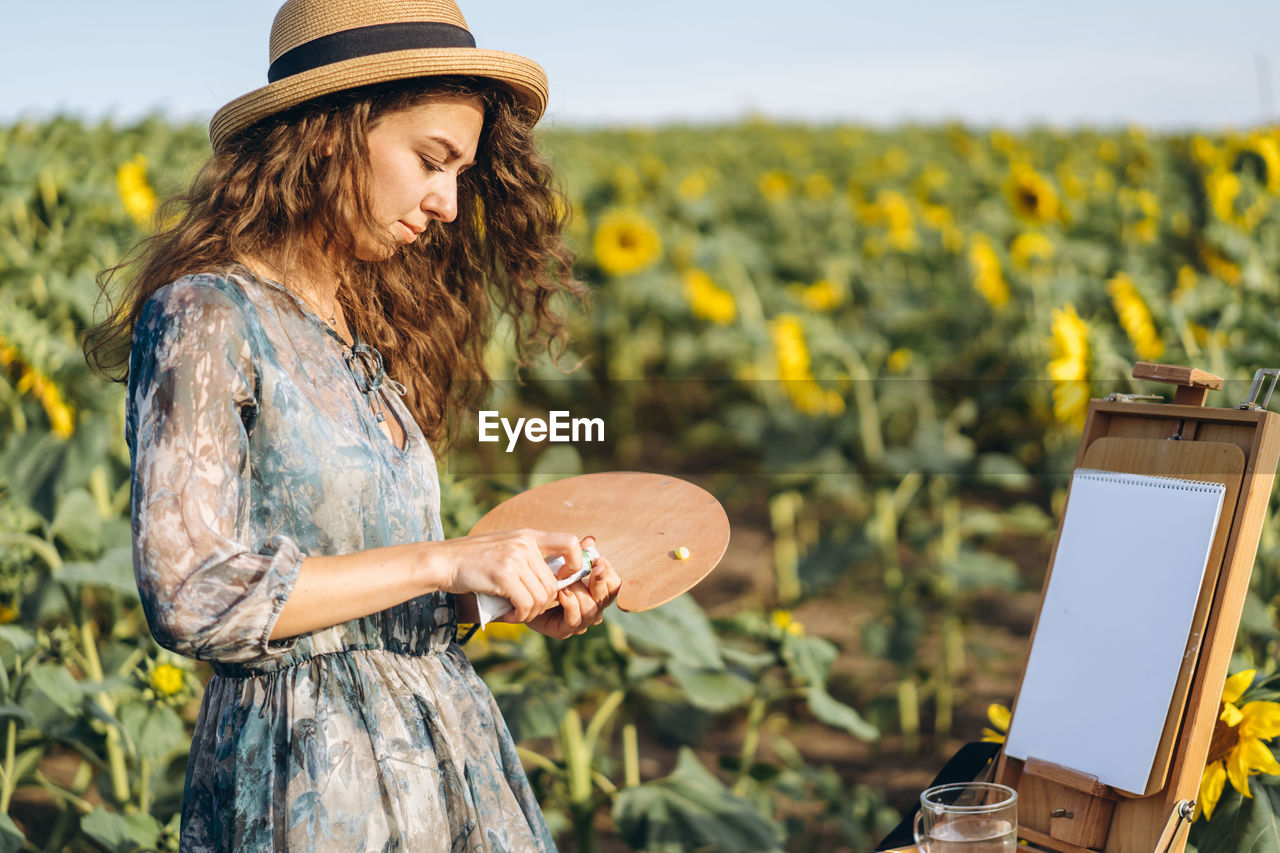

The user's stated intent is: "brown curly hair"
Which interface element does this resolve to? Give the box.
[85,75,585,448]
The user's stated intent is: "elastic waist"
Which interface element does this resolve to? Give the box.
[209,639,458,678]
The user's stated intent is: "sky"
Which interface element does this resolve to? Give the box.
[3,1,1279,131]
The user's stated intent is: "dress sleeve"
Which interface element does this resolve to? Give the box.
[126,279,304,663]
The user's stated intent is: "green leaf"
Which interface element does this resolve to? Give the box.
[26,661,82,716]
[720,646,776,671]
[526,445,583,488]
[783,634,838,687]
[612,747,783,852]
[975,453,1034,491]
[606,595,724,670]
[0,625,36,654]
[0,703,34,726]
[1220,777,1280,852]
[668,662,754,712]
[119,703,185,761]
[80,806,162,853]
[1238,591,1273,638]
[805,686,878,742]
[50,487,102,556]
[0,811,26,853]
[625,653,664,683]
[942,547,1020,592]
[59,546,138,600]
[493,676,569,744]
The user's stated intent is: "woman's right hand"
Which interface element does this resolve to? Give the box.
[427,528,584,622]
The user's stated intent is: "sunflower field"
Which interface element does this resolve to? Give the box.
[4,113,1280,851]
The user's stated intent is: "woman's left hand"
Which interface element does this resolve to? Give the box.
[526,536,622,639]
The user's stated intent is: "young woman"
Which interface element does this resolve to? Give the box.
[86,1,621,849]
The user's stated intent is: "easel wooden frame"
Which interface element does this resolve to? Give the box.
[992,364,1280,852]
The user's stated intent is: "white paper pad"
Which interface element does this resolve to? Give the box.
[1003,468,1226,794]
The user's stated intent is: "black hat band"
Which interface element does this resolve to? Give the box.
[268,21,478,83]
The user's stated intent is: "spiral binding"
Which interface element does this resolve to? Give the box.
[1074,468,1224,494]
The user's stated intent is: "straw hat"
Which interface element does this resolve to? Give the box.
[209,0,548,152]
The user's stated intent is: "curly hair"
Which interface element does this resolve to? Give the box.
[85,75,585,448]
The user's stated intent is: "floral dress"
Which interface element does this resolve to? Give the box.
[126,271,555,852]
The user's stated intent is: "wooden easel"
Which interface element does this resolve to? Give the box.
[989,363,1280,852]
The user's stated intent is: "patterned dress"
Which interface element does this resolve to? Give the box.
[126,271,555,852]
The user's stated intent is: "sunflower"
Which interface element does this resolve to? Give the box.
[758,171,792,202]
[1197,241,1242,285]
[982,703,1011,743]
[886,348,914,374]
[1048,305,1091,430]
[1206,166,1269,232]
[1010,232,1055,270]
[802,173,834,200]
[1197,669,1280,821]
[139,656,195,706]
[968,234,1009,308]
[770,609,805,637]
[593,209,662,277]
[15,364,75,439]
[676,171,709,202]
[787,279,843,313]
[682,269,737,325]
[878,190,918,251]
[768,315,844,417]
[1231,130,1280,194]
[1005,164,1060,225]
[1106,273,1164,361]
[116,154,157,227]
[150,664,186,697]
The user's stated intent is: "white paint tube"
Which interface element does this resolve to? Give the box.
[476,545,601,628]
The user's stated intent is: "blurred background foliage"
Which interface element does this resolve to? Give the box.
[3,114,1280,850]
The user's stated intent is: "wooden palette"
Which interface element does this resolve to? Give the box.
[468,471,731,612]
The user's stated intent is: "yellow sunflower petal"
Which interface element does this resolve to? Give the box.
[1227,745,1253,797]
[1240,701,1280,740]
[1221,701,1245,727]
[1223,670,1256,705]
[1200,761,1227,821]
[981,728,1006,744]
[1241,737,1280,776]
[987,703,1012,732]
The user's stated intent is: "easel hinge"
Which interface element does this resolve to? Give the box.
[1153,799,1195,853]
[1237,368,1280,411]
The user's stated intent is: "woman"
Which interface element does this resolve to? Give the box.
[85,0,621,849]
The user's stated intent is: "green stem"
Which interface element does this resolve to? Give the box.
[622,722,640,788]
[42,810,74,853]
[591,771,618,795]
[0,534,62,572]
[899,678,920,756]
[583,689,624,760]
[115,647,147,679]
[138,757,151,814]
[733,696,768,795]
[80,621,131,807]
[561,708,596,853]
[0,719,14,812]
[843,348,885,465]
[770,491,802,606]
[32,770,93,814]
[515,745,560,777]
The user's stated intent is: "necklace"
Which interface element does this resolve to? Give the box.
[254,258,340,328]
[291,288,339,329]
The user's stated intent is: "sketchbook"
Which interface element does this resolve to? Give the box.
[1003,468,1227,795]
